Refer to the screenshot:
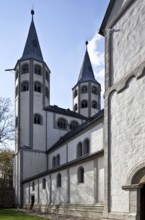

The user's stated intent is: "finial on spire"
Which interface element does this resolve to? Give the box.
[31,10,35,20]
[85,41,89,49]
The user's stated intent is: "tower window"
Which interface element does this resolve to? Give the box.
[70,121,79,130]
[16,70,18,80]
[22,64,29,74]
[16,117,18,128]
[74,89,78,98]
[32,181,35,191]
[57,173,61,187]
[52,156,56,168]
[92,101,98,109]
[45,87,49,99]
[21,81,29,92]
[34,65,41,75]
[42,178,46,189]
[56,154,60,166]
[77,142,83,158]
[34,114,43,125]
[15,86,18,97]
[34,82,41,93]
[77,167,84,183]
[81,100,88,108]
[57,118,67,129]
[46,71,49,82]
[81,86,87,93]
[92,86,98,94]
[84,139,90,155]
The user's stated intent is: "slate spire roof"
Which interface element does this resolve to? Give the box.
[20,10,44,62]
[77,41,97,83]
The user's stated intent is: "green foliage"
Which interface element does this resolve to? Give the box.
[0,149,14,187]
[0,209,48,220]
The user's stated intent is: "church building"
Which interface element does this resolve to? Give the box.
[13,1,145,220]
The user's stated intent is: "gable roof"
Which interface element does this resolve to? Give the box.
[47,109,104,153]
[99,0,116,36]
[44,105,87,119]
[20,11,44,62]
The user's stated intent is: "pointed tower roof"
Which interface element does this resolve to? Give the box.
[20,10,43,62]
[77,41,97,83]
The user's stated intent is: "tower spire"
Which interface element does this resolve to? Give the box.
[31,9,34,21]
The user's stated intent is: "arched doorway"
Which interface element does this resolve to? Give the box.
[140,184,145,220]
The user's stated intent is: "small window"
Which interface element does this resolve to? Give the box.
[35,65,41,75]
[32,181,35,191]
[52,156,56,168]
[34,82,41,93]
[81,86,87,93]
[46,71,49,82]
[56,154,60,166]
[45,87,49,99]
[84,139,90,155]
[77,167,84,183]
[57,118,67,129]
[92,101,98,109]
[42,178,46,189]
[57,173,61,187]
[70,121,78,130]
[16,70,18,80]
[77,142,82,158]
[92,86,98,94]
[16,117,18,128]
[22,64,29,74]
[34,114,42,125]
[21,81,29,92]
[74,104,78,112]
[74,90,78,98]
[81,100,88,108]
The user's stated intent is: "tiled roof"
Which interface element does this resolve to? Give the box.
[44,105,87,119]
[20,15,43,62]
[47,109,104,153]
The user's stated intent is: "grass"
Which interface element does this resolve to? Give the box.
[0,209,49,220]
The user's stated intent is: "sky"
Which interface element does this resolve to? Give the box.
[0,0,109,110]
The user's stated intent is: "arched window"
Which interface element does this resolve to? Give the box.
[52,156,56,168]
[21,81,29,92]
[74,104,78,112]
[57,173,61,187]
[22,64,29,74]
[32,181,35,191]
[92,86,98,94]
[77,142,82,158]
[45,87,49,99]
[84,139,90,155]
[57,118,67,129]
[34,65,41,75]
[42,178,46,189]
[34,82,41,93]
[46,71,49,82]
[77,167,84,183]
[74,89,78,98]
[81,86,87,93]
[56,154,60,166]
[81,100,88,108]
[92,101,98,109]
[70,121,79,130]
[34,114,43,125]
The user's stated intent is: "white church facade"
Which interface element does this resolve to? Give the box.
[13,1,145,220]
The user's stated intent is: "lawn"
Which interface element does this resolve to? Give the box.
[0,209,49,220]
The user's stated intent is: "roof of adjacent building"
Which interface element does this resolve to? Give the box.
[44,105,87,119]
[20,11,44,62]
[47,109,104,153]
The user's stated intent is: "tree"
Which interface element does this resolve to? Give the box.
[0,98,14,146]
[0,148,14,187]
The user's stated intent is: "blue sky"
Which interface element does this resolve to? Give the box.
[0,0,109,109]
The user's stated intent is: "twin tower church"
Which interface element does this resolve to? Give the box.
[13,1,145,220]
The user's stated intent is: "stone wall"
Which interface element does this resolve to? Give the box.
[0,188,14,208]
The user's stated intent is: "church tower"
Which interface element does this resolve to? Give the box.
[72,42,101,118]
[14,11,50,206]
